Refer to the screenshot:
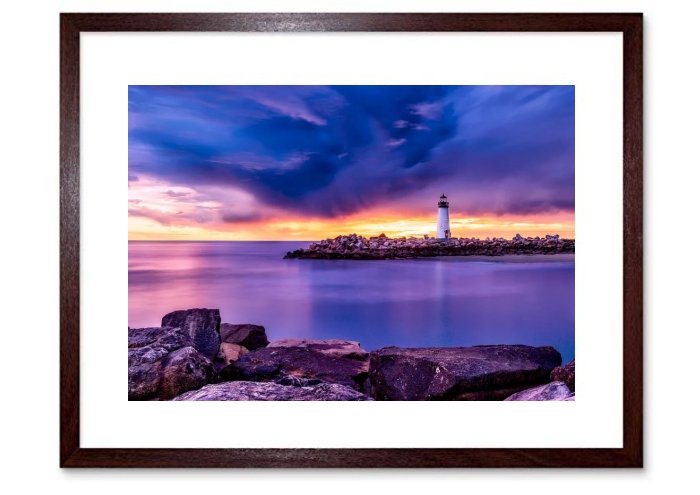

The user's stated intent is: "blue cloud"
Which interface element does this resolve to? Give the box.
[129,85,574,218]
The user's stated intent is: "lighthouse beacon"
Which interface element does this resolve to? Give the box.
[436,193,451,240]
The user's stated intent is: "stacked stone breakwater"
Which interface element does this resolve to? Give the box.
[284,233,574,260]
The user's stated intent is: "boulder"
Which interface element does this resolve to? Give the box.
[158,347,217,400]
[128,326,192,363]
[368,345,562,401]
[173,381,372,401]
[275,375,323,387]
[213,343,249,372]
[128,326,215,400]
[550,359,575,392]
[220,345,369,390]
[219,323,269,350]
[447,385,550,401]
[128,326,167,348]
[267,339,369,360]
[504,381,573,401]
[128,359,165,400]
[219,343,249,362]
[161,308,221,360]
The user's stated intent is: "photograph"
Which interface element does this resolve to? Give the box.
[127,84,576,402]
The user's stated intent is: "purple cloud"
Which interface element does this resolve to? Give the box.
[128,85,574,219]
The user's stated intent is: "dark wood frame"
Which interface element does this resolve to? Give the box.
[60,13,643,468]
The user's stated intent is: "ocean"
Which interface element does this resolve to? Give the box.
[129,241,575,362]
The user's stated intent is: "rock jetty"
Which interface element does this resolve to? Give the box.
[128,308,574,401]
[284,233,574,260]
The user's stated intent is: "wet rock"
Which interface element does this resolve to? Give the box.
[275,375,323,387]
[220,357,281,382]
[213,343,249,372]
[550,359,575,392]
[504,381,573,401]
[161,308,221,360]
[368,345,562,401]
[220,323,269,350]
[129,326,172,349]
[158,347,217,400]
[128,326,215,400]
[220,345,369,390]
[173,381,372,401]
[128,326,192,361]
[450,385,546,401]
[268,339,369,361]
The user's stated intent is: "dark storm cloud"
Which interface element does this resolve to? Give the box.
[128,85,574,217]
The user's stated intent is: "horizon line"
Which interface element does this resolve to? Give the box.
[128,235,576,242]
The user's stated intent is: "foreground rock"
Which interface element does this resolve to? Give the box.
[130,309,571,401]
[268,339,369,360]
[550,359,575,392]
[213,343,249,372]
[504,381,573,401]
[173,381,371,401]
[128,326,216,400]
[369,345,562,400]
[285,233,574,260]
[220,323,269,351]
[161,308,221,360]
[128,325,190,350]
[220,341,370,390]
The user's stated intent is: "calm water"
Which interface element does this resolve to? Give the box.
[129,241,575,362]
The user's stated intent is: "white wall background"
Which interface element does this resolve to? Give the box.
[1,0,697,492]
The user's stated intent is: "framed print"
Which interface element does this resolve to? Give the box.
[60,13,643,467]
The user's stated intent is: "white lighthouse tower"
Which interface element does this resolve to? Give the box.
[436,193,451,240]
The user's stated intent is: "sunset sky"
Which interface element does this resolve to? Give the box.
[129,85,574,240]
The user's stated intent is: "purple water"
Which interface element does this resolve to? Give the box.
[129,241,575,362]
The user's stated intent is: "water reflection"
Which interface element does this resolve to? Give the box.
[129,241,574,362]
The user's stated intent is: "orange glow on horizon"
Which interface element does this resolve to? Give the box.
[128,174,574,241]
[128,210,574,241]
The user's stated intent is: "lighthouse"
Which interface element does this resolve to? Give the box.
[436,193,451,240]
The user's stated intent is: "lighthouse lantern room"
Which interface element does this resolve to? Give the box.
[437,193,451,240]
